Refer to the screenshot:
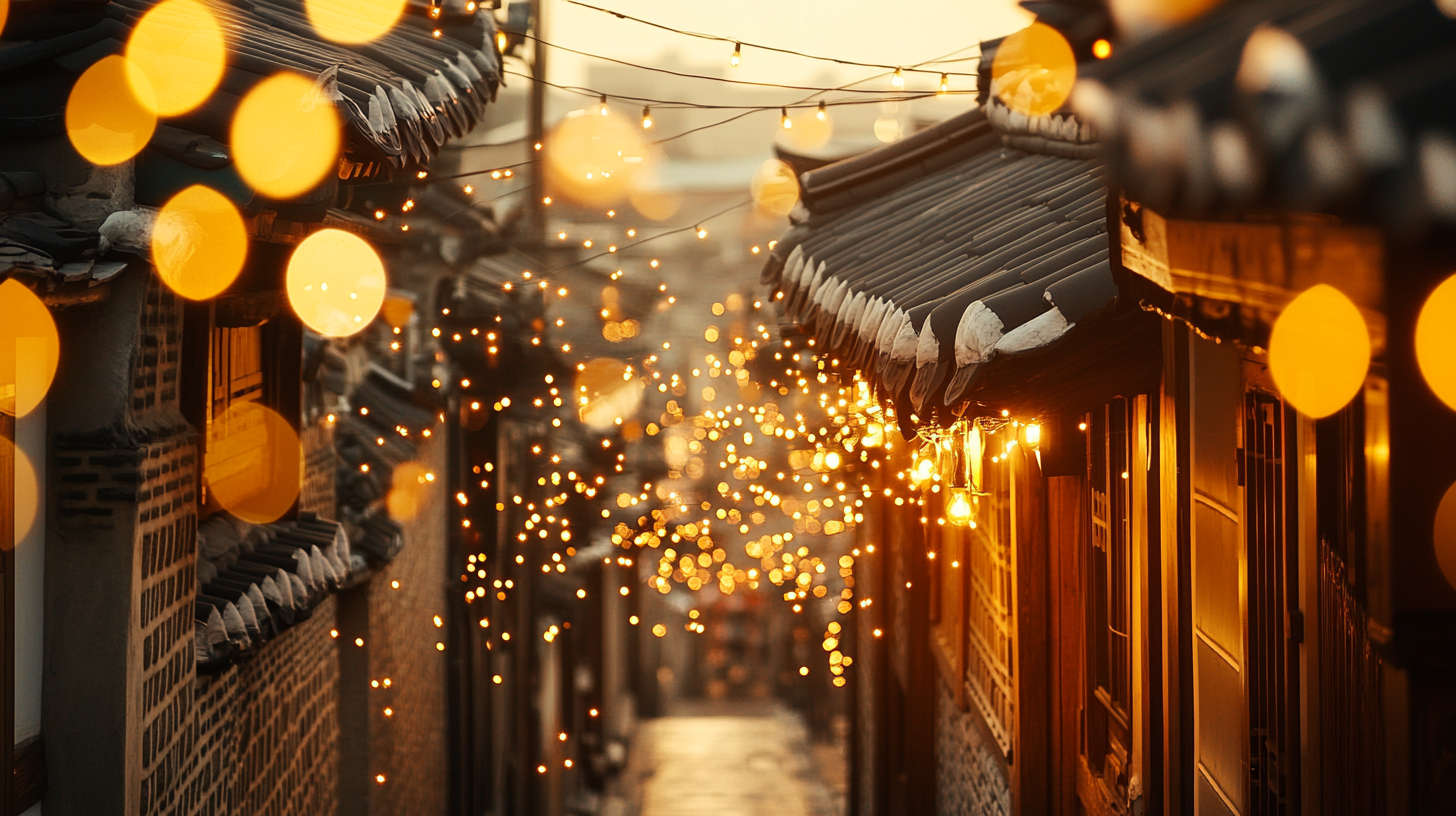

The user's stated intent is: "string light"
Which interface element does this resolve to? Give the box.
[939,73,949,94]
[816,101,827,121]
[780,108,792,129]
[641,106,652,128]
[598,94,608,116]
[731,42,741,68]
[891,67,905,89]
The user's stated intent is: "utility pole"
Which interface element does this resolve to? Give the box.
[526,0,547,250]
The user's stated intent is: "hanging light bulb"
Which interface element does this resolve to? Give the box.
[641,106,652,129]
[496,31,507,52]
[939,73,949,94]
[891,67,905,89]
[731,42,742,68]
[780,107,792,129]
[695,226,708,239]
[598,94,608,116]
[816,101,827,122]
[948,488,974,526]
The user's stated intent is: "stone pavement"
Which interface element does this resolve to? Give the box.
[605,700,845,816]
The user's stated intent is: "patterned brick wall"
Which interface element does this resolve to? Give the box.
[935,676,1010,816]
[359,436,450,816]
[177,671,236,816]
[230,594,341,816]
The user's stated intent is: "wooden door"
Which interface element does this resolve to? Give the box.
[1189,337,1246,816]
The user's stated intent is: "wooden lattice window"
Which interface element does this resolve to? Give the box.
[1085,399,1133,792]
[203,325,265,511]
[964,422,1014,754]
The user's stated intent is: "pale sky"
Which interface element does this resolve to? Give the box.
[540,0,1033,93]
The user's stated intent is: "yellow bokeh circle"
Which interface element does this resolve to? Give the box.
[231,72,341,199]
[153,185,248,300]
[1435,481,1456,593]
[286,229,387,337]
[66,54,158,166]
[125,0,227,116]
[751,159,800,217]
[1269,284,1371,418]
[0,0,9,38]
[777,109,834,152]
[306,0,407,44]
[1,438,39,543]
[205,401,301,524]
[991,22,1077,118]
[546,110,648,208]
[387,461,429,521]
[0,279,61,418]
[1416,273,1456,412]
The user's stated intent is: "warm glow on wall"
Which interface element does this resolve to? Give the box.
[388,462,430,520]
[0,279,61,418]
[1416,273,1456,412]
[1269,284,1370,418]
[66,55,157,165]
[286,229,387,337]
[2,439,38,542]
[1435,481,1456,592]
[205,401,302,523]
[306,0,406,43]
[153,185,247,300]
[125,0,226,116]
[991,22,1077,118]
[231,72,341,199]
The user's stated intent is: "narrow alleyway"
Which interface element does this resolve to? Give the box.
[609,701,846,816]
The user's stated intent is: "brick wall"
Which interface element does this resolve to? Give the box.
[300,422,337,519]
[935,676,1010,816]
[230,594,341,815]
[338,435,451,816]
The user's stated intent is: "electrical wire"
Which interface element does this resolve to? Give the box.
[535,199,754,279]
[565,0,981,76]
[518,33,972,94]
[500,69,968,109]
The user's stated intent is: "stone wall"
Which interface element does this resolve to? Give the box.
[935,676,1010,816]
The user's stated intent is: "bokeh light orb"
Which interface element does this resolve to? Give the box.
[0,279,61,418]
[1435,481,1456,592]
[1,0,10,38]
[306,0,407,44]
[991,22,1077,118]
[777,109,833,152]
[380,294,415,328]
[546,110,647,208]
[387,461,429,520]
[231,72,341,199]
[286,229,387,337]
[751,159,800,217]
[1,439,38,543]
[153,185,248,300]
[66,54,157,165]
[1416,273,1456,412]
[1110,0,1224,39]
[205,401,301,524]
[125,0,226,116]
[1269,284,1370,418]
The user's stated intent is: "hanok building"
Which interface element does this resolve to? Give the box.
[0,2,501,814]
[763,3,1454,814]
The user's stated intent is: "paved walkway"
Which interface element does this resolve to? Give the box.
[608,701,845,816]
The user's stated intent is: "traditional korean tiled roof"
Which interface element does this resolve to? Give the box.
[195,512,352,669]
[0,0,502,174]
[761,105,1123,423]
[1074,0,1456,232]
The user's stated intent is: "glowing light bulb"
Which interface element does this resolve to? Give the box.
[598,94,608,116]
[730,42,741,68]
[891,67,904,89]
[939,73,949,94]
[780,107,792,129]
[815,101,827,122]
[1093,38,1113,59]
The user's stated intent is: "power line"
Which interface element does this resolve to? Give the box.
[536,199,755,279]
[519,32,976,95]
[565,0,981,77]
[501,69,967,109]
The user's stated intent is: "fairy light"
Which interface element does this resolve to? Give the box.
[641,106,653,129]
[780,107,792,129]
[816,101,827,122]
[891,67,904,89]
[730,42,742,67]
